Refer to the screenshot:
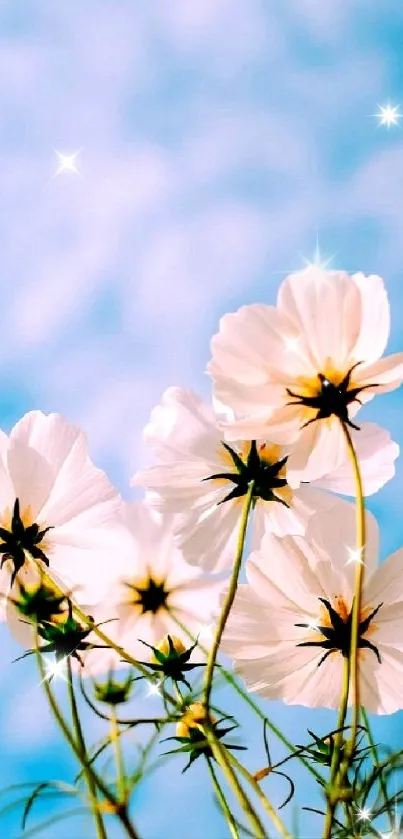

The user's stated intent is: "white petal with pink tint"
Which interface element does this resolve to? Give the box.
[0,411,124,606]
[209,267,403,483]
[312,423,399,497]
[223,502,403,713]
[277,267,362,371]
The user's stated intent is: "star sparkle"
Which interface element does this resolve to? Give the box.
[374,104,402,129]
[299,232,336,271]
[356,806,372,822]
[53,148,82,177]
[39,656,68,684]
[145,679,162,698]
[345,545,365,566]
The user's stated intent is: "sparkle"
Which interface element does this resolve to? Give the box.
[374,104,402,129]
[145,679,162,698]
[54,148,82,177]
[356,806,372,822]
[345,545,364,566]
[306,619,320,632]
[284,335,301,354]
[39,656,68,684]
[299,232,336,272]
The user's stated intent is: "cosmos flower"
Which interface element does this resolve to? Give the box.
[0,410,126,613]
[84,502,224,672]
[132,387,398,572]
[222,503,403,714]
[208,267,403,485]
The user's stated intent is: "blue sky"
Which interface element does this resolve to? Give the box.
[0,1,403,837]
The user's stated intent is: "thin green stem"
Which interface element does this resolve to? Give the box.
[323,656,350,839]
[204,480,255,710]
[206,757,241,839]
[36,649,141,839]
[205,727,267,839]
[340,421,366,755]
[229,751,292,839]
[361,707,392,826]
[66,658,108,839]
[110,706,126,803]
[323,422,366,839]
[201,483,267,837]
[174,614,323,783]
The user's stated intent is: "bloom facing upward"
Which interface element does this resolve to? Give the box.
[86,502,224,673]
[222,503,403,714]
[209,267,403,485]
[133,387,398,572]
[0,411,127,613]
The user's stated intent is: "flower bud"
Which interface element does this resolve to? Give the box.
[176,701,216,738]
[94,672,133,706]
[150,635,186,663]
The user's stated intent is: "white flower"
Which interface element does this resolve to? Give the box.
[84,502,225,673]
[208,267,403,485]
[222,503,403,714]
[133,387,398,572]
[0,410,126,613]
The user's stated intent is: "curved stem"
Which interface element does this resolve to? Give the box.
[205,729,267,839]
[228,751,292,839]
[204,480,255,710]
[322,656,350,839]
[206,757,241,839]
[110,706,126,803]
[66,657,108,839]
[323,422,366,839]
[202,483,266,837]
[174,612,323,783]
[361,707,393,826]
[340,420,366,755]
[36,650,141,839]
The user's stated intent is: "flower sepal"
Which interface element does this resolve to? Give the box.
[136,634,205,689]
[162,702,246,772]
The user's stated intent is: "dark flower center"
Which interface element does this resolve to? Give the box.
[285,361,379,431]
[295,597,383,668]
[127,577,169,615]
[0,498,52,585]
[204,440,290,508]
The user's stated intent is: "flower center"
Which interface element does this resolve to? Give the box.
[0,498,52,585]
[125,575,170,615]
[285,361,379,431]
[204,440,291,508]
[295,596,383,668]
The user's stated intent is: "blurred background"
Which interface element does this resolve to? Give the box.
[0,1,402,836]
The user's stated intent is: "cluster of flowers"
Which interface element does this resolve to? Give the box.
[2,265,403,722]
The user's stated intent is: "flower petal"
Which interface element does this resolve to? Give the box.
[311,423,399,497]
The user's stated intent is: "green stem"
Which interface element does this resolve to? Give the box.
[66,658,108,839]
[205,728,267,839]
[202,483,267,837]
[229,751,292,839]
[173,616,323,784]
[204,480,255,709]
[206,757,241,839]
[361,707,392,826]
[323,422,366,839]
[323,656,350,839]
[340,421,366,755]
[36,649,141,839]
[110,706,126,803]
